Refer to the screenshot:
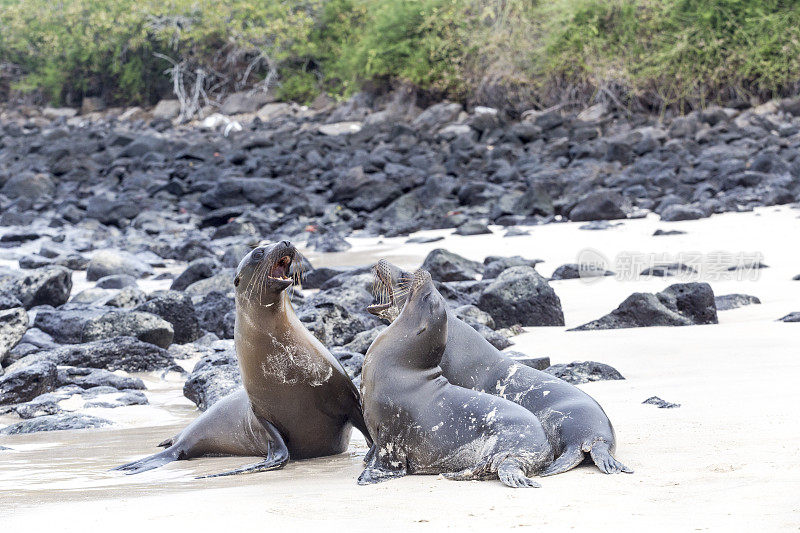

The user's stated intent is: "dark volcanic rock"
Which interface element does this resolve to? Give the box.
[14,337,175,372]
[573,282,717,330]
[56,367,145,390]
[306,229,352,252]
[134,291,202,344]
[477,266,565,328]
[544,361,624,384]
[170,258,218,291]
[643,396,680,408]
[454,221,491,236]
[86,250,154,281]
[95,275,138,289]
[653,229,687,236]
[779,312,800,323]
[0,266,72,309]
[422,249,482,282]
[33,305,106,343]
[0,307,28,365]
[640,263,697,277]
[550,263,614,280]
[194,292,235,339]
[342,325,385,355]
[659,204,707,221]
[332,349,365,380]
[183,346,241,411]
[482,256,542,279]
[569,191,628,221]
[0,413,112,435]
[715,294,761,311]
[0,360,57,404]
[81,310,174,348]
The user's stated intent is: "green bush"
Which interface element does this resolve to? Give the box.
[1,0,799,110]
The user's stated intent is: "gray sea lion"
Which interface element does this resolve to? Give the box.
[359,268,554,488]
[115,241,371,476]
[368,259,631,476]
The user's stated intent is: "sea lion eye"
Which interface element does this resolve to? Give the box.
[252,249,264,260]
[234,276,240,287]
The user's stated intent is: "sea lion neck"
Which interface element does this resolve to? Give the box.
[235,290,295,333]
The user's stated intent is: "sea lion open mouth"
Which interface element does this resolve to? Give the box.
[269,254,293,281]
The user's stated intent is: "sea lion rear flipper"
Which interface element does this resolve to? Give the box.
[113,447,184,475]
[157,435,178,448]
[588,440,633,474]
[197,417,289,479]
[540,445,584,476]
[357,445,406,485]
[497,458,541,488]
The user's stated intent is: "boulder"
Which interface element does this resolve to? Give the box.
[1,172,54,199]
[134,291,202,344]
[170,258,218,291]
[779,312,800,323]
[0,307,28,366]
[477,266,565,328]
[550,264,614,280]
[194,291,235,339]
[86,250,154,281]
[715,294,761,311]
[422,249,482,282]
[0,413,112,435]
[0,266,72,309]
[0,360,57,404]
[81,310,174,348]
[56,367,145,390]
[643,396,680,408]
[412,102,462,131]
[569,191,628,222]
[183,347,241,411]
[544,361,624,384]
[505,352,551,371]
[660,204,707,221]
[332,349,365,380]
[483,256,542,280]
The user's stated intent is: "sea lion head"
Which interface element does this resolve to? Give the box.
[368,259,413,322]
[394,268,447,348]
[234,240,303,306]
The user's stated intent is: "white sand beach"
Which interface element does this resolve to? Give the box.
[2,207,799,531]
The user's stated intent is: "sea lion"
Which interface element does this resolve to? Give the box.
[359,268,554,488]
[115,240,371,476]
[368,259,631,476]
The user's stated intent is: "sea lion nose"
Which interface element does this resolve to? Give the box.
[281,240,291,248]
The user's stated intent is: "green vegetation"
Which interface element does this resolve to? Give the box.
[1,0,799,111]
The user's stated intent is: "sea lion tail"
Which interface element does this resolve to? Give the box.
[112,448,183,475]
[540,445,585,476]
[588,440,633,474]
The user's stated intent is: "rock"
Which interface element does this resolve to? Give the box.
[0,360,57,404]
[220,91,273,115]
[779,312,800,323]
[16,392,65,419]
[134,291,202,344]
[183,347,241,411]
[32,305,106,343]
[194,292,235,339]
[301,266,353,290]
[483,256,542,279]
[793,274,800,281]
[422,249,482,282]
[299,302,377,347]
[454,221,491,236]
[86,250,154,281]
[81,310,174,348]
[660,204,707,221]
[715,294,761,311]
[573,283,717,330]
[550,264,614,280]
[504,228,530,237]
[0,413,112,435]
[643,396,680,408]
[170,258,218,291]
[318,122,362,136]
[727,261,769,271]
[184,271,235,297]
[14,336,175,372]
[0,307,28,366]
[477,266,565,328]
[506,352,551,371]
[104,286,147,308]
[0,266,72,309]
[152,99,181,119]
[412,102,462,131]
[544,361,624,384]
[579,220,623,231]
[81,96,105,114]
[405,236,445,244]
[1,172,54,199]
[95,275,138,289]
[307,229,351,252]
[475,325,513,350]
[332,349,364,380]
[342,326,385,354]
[569,191,628,221]
[653,229,687,236]
[454,304,495,329]
[84,390,148,409]
[56,367,145,390]
[42,107,78,120]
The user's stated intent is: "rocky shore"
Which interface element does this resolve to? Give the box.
[1,93,799,435]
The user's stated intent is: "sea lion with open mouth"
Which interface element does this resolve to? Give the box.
[114,240,371,477]
[359,268,554,488]
[368,259,631,476]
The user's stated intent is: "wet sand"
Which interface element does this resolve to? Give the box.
[2,207,799,530]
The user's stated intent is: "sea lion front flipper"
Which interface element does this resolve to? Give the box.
[197,418,289,479]
[588,440,633,474]
[357,446,406,485]
[497,458,541,488]
[540,445,584,476]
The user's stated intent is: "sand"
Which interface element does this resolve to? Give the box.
[1,207,799,531]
